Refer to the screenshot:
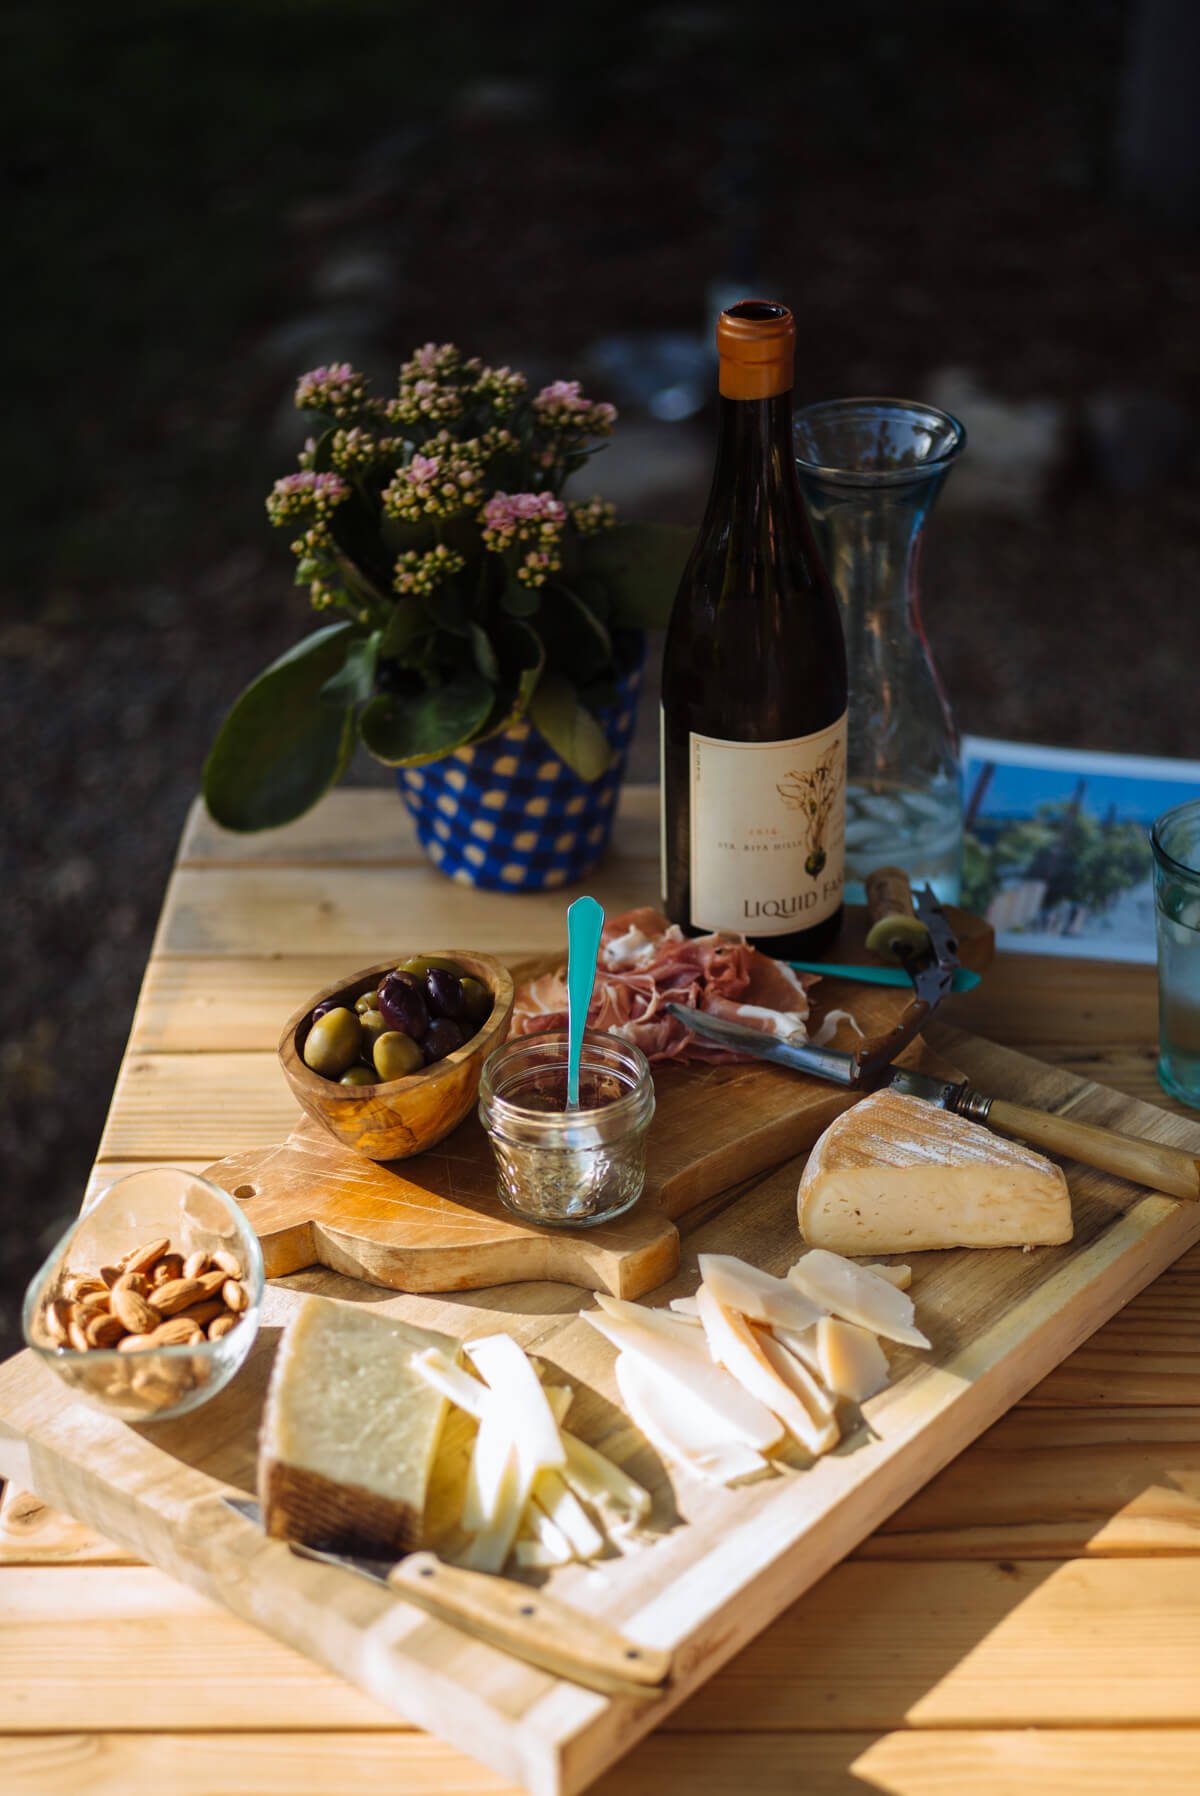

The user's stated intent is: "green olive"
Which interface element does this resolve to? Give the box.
[374,1030,424,1081]
[358,1007,389,1052]
[458,975,492,1026]
[339,1064,378,1086]
[394,953,462,979]
[303,1007,362,1079]
[354,992,381,1016]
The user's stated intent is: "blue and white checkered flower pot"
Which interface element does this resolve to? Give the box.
[397,661,643,891]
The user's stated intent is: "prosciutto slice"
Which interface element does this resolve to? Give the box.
[511,909,830,1065]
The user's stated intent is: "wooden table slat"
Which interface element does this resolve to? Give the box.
[7,784,1200,1795]
[8,1729,1200,1796]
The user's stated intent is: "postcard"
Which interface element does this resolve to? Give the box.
[960,736,1200,964]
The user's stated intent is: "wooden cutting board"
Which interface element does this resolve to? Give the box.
[3,1027,1199,1796]
[202,906,993,1299]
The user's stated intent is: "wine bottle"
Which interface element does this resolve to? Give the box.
[661,300,848,957]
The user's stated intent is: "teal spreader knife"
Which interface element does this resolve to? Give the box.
[789,959,980,992]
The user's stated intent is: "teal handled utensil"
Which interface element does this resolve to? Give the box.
[566,895,605,1107]
[789,959,980,992]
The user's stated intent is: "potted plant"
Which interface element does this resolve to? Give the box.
[204,345,690,889]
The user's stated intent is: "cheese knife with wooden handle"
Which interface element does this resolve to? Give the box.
[221,1497,671,1700]
[665,1009,1200,1203]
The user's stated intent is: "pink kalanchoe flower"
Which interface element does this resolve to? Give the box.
[294,363,369,418]
[265,469,351,525]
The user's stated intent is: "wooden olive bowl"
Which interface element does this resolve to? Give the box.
[278,952,515,1162]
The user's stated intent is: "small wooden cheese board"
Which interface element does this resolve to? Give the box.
[2,1027,1200,1796]
[200,907,993,1300]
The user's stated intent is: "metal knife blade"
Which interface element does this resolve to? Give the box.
[662,1004,859,1085]
[217,1497,671,1699]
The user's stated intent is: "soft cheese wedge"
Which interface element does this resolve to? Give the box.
[259,1296,456,1556]
[798,1089,1073,1256]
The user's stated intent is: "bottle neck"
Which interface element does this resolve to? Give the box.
[704,389,801,523]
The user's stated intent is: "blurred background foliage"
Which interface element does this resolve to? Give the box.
[3,0,1199,1350]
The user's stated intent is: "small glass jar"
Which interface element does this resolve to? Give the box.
[478,1030,655,1227]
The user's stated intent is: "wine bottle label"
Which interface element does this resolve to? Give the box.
[689,713,847,935]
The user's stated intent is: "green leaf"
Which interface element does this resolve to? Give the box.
[537,582,612,682]
[576,522,694,629]
[470,622,500,683]
[202,624,357,831]
[319,630,380,709]
[528,672,613,781]
[330,492,391,589]
[379,597,427,661]
[499,576,541,618]
[379,512,435,557]
[309,427,338,473]
[488,618,546,733]
[359,671,495,767]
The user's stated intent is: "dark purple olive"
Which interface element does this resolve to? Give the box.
[424,966,466,1021]
[423,1017,465,1063]
[377,971,429,1040]
[311,1000,339,1024]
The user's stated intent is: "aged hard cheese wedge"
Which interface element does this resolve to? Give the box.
[259,1296,456,1556]
[797,1089,1074,1256]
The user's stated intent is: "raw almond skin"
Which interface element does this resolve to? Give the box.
[114,1269,149,1299]
[151,1254,184,1287]
[143,1317,204,1348]
[207,1313,239,1341]
[68,1318,92,1353]
[117,1334,157,1353]
[194,1269,228,1300]
[99,1264,124,1289]
[211,1249,243,1280]
[86,1312,127,1350]
[43,1299,71,1346]
[64,1273,107,1302]
[183,1251,210,1280]
[71,1295,111,1326]
[148,1276,207,1317]
[111,1285,160,1335]
[174,1298,225,1330]
[122,1237,171,1277]
[221,1278,249,1314]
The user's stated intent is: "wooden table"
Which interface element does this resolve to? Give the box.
[3,786,1199,1796]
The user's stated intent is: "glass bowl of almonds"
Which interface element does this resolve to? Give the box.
[22,1166,264,1423]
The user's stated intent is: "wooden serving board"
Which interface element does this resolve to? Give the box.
[199,907,993,1300]
[3,1026,1200,1796]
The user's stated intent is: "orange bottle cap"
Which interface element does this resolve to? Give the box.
[717,300,795,400]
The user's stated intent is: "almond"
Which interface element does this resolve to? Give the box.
[211,1249,243,1280]
[148,1276,207,1317]
[99,1264,124,1289]
[221,1278,249,1314]
[86,1312,126,1350]
[174,1298,224,1330]
[68,1318,91,1352]
[207,1313,240,1341]
[43,1299,71,1346]
[72,1295,111,1326]
[64,1273,107,1302]
[151,1254,184,1287]
[195,1269,228,1300]
[111,1285,159,1335]
[183,1250,210,1280]
[122,1237,171,1277]
[114,1268,149,1299]
[118,1333,156,1352]
[143,1317,204,1348]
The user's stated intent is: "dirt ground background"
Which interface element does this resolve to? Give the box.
[3,1,1199,1354]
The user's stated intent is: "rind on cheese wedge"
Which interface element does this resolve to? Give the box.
[259,1296,456,1557]
[797,1090,1073,1256]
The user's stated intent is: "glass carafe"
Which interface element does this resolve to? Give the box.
[794,398,966,905]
